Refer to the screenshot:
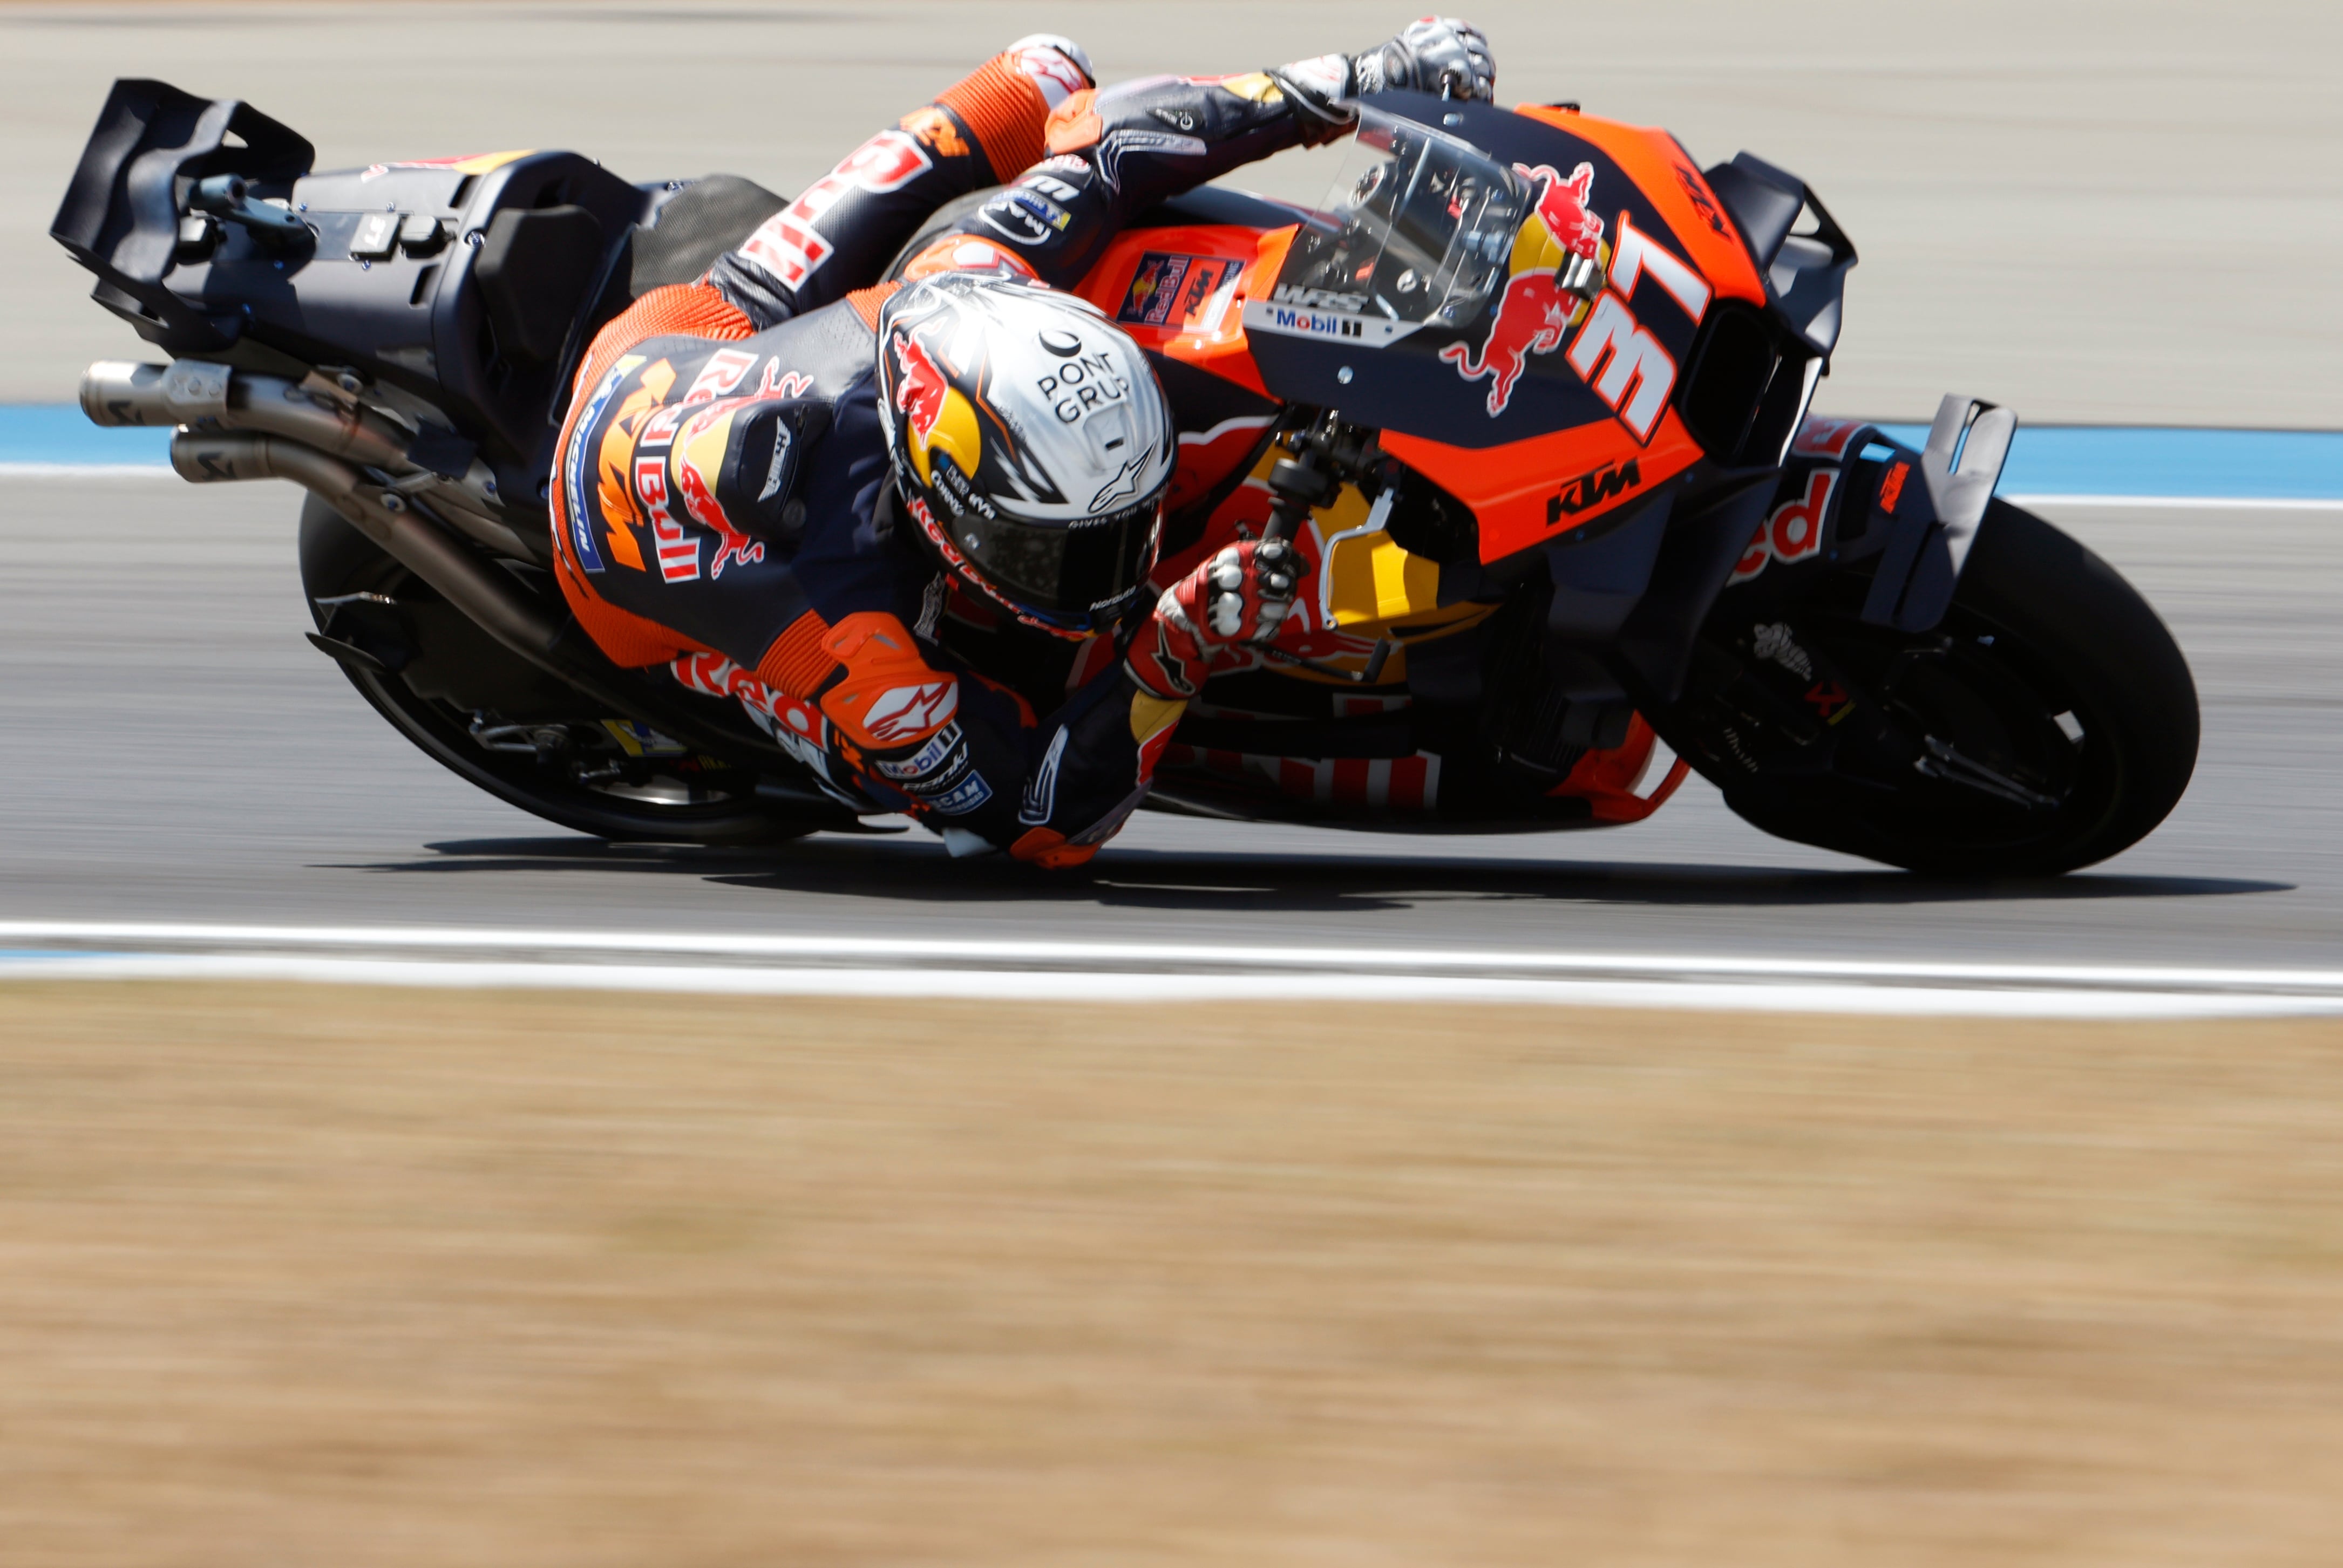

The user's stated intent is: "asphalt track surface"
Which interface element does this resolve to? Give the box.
[2,2,2338,976]
[4,474,2338,972]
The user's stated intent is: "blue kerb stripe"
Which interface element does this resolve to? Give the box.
[0,405,171,466]
[0,947,136,962]
[3,403,2339,499]
[1873,424,2343,501]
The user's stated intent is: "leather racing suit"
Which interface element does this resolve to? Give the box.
[550,39,1444,867]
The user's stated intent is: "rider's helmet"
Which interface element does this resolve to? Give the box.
[877,271,1174,638]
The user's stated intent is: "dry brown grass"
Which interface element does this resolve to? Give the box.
[3,981,2341,1565]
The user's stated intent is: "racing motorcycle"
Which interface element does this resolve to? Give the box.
[51,78,2197,874]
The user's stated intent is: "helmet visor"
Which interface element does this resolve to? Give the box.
[966,506,1159,625]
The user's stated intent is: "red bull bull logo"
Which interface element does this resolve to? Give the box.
[673,400,768,581]
[1437,161,1606,417]
[892,330,947,442]
[890,329,982,487]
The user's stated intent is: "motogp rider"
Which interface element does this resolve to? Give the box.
[551,20,1497,866]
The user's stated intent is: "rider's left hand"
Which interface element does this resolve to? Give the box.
[1125,538,1300,700]
[1353,17,1497,103]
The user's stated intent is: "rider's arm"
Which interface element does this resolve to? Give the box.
[805,616,1181,868]
[807,534,1300,868]
[899,19,1496,291]
[705,36,1095,328]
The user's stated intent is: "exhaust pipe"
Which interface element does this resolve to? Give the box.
[81,359,526,556]
[87,359,407,468]
[173,431,565,664]
[83,358,231,427]
[167,430,768,769]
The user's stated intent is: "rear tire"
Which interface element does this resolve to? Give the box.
[298,498,817,845]
[1691,500,2198,875]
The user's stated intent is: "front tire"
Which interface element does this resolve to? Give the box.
[1679,500,2198,875]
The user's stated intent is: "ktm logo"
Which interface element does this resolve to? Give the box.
[1674,164,1728,235]
[1548,459,1642,524]
[899,106,969,159]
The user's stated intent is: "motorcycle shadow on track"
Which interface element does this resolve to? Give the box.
[338,836,2290,915]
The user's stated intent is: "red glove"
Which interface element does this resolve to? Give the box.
[1126,538,1300,699]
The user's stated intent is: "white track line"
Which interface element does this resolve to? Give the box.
[2,921,2340,990]
[0,462,175,479]
[1,922,2339,1017]
[0,951,2328,1018]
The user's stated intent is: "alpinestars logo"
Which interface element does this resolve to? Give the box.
[862,680,960,744]
[1089,455,1149,512]
[1013,42,1089,108]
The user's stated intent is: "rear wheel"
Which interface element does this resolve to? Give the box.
[298,499,820,844]
[1665,500,2197,875]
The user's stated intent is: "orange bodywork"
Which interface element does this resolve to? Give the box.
[1513,107,1767,305]
[1381,415,1706,563]
[1071,222,1270,397]
[1074,111,1770,564]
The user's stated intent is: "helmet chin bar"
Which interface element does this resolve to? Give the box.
[898,476,1153,642]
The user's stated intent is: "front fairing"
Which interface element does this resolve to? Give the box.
[1077,97,1854,577]
[1233,95,1802,563]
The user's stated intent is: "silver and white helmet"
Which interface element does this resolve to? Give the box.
[877,271,1176,637]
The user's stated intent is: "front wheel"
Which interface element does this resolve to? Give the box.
[1660,500,2198,875]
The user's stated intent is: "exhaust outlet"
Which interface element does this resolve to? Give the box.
[105,358,535,560]
[82,359,229,426]
[90,358,408,468]
[170,428,280,484]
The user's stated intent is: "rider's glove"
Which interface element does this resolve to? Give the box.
[1353,17,1497,103]
[1268,19,1496,139]
[1125,538,1301,700]
[1000,32,1096,104]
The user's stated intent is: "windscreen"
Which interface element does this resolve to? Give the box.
[1272,110,1526,329]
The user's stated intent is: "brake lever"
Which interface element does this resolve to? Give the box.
[1251,637,1394,685]
[1245,410,1396,683]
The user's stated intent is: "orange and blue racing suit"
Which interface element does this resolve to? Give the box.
[549,43,1362,865]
